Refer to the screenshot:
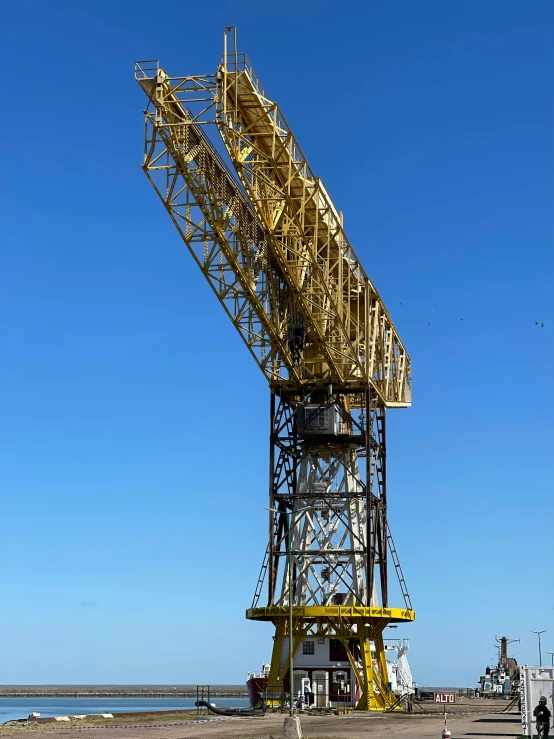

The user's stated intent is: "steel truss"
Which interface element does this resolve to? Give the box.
[247,390,413,709]
[217,43,410,407]
[134,54,411,407]
[136,68,301,386]
[247,606,413,711]
[135,35,414,713]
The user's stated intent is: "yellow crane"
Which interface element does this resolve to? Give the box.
[135,28,414,711]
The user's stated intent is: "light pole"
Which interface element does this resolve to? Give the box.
[286,509,293,716]
[531,630,546,666]
[267,506,299,716]
[547,652,554,667]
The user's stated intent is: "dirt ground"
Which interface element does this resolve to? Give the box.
[0,711,524,739]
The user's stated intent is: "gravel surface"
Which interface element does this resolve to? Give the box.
[0,711,523,738]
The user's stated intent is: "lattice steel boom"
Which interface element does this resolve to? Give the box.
[135,29,414,711]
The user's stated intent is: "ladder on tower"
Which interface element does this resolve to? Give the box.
[251,510,283,608]
[387,524,412,611]
[251,545,269,608]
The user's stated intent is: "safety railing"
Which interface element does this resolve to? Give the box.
[134,59,159,80]
[220,51,267,99]
[260,678,355,713]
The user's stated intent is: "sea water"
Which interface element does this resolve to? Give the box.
[0,697,250,724]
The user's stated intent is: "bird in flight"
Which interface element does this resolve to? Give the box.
[428,321,432,326]
[460,318,464,321]
[535,321,539,325]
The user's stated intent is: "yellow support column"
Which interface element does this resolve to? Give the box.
[267,619,286,708]
[374,631,397,709]
[358,634,375,710]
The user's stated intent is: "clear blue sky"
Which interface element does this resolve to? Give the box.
[1,0,552,687]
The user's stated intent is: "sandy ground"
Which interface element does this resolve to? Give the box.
[0,712,523,739]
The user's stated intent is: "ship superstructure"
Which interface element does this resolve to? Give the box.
[478,636,520,697]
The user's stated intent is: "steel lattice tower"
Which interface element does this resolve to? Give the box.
[135,28,414,710]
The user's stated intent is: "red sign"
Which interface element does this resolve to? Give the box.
[434,692,456,704]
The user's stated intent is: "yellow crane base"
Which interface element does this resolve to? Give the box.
[247,606,415,711]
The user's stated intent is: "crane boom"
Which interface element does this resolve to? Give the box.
[135,55,411,407]
[219,55,411,407]
[137,70,302,386]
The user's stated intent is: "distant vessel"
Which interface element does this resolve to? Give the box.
[246,638,414,709]
[385,639,414,696]
[477,635,520,698]
[246,663,271,709]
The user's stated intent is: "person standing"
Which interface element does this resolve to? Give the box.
[533,696,551,738]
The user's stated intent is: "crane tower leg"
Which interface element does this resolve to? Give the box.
[248,391,413,710]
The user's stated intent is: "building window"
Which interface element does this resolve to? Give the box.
[304,407,327,430]
[329,638,347,661]
[303,641,315,655]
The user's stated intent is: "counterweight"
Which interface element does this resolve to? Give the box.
[135,32,414,710]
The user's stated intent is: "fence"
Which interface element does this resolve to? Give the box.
[262,677,355,713]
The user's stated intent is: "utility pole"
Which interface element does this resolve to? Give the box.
[287,509,293,717]
[531,630,546,666]
[268,506,295,716]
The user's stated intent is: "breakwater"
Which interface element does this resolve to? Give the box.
[0,686,248,698]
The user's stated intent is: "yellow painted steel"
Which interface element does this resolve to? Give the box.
[249,606,414,710]
[246,606,415,622]
[135,35,414,712]
[135,57,411,406]
[217,58,411,407]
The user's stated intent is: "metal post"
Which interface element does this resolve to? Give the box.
[268,392,276,604]
[222,27,230,120]
[287,508,294,717]
[365,389,372,605]
[380,404,388,606]
[531,630,546,665]
[547,652,554,667]
[267,503,295,715]
[233,26,238,114]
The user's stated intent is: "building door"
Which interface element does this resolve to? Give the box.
[313,671,329,708]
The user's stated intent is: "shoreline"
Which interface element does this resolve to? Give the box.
[0,688,247,698]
